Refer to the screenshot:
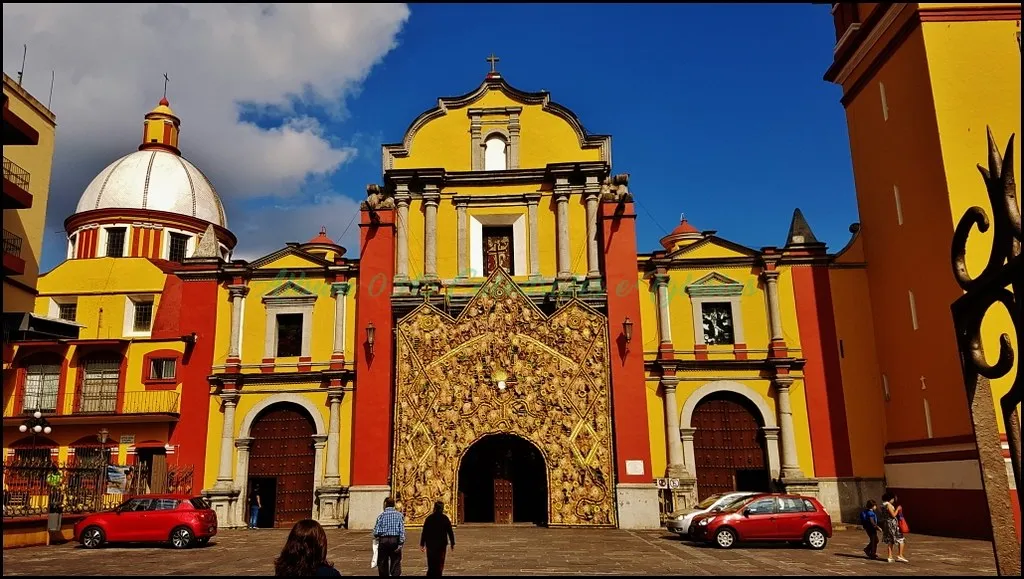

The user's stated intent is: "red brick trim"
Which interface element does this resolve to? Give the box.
[733,343,748,360]
[693,344,709,360]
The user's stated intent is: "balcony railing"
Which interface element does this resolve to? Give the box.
[73,390,180,415]
[3,229,22,258]
[3,156,30,191]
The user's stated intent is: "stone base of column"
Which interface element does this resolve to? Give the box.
[813,476,886,524]
[203,487,241,529]
[419,277,441,295]
[584,274,603,292]
[665,465,698,512]
[780,476,820,501]
[315,485,350,528]
[615,483,661,530]
[347,485,391,530]
[393,278,411,294]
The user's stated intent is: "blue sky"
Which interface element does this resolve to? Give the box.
[282,2,856,256]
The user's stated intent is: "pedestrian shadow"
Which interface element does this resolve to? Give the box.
[834,553,882,561]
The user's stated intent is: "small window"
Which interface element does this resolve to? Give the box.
[58,302,77,322]
[701,302,735,345]
[482,226,514,276]
[745,498,777,515]
[276,313,303,357]
[133,300,154,332]
[777,497,806,513]
[484,135,508,171]
[150,358,176,380]
[168,232,190,262]
[105,227,126,257]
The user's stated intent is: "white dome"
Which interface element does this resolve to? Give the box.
[75,150,228,228]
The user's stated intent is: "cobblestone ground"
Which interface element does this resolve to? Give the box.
[2,526,997,576]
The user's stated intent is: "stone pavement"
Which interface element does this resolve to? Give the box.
[1,526,997,576]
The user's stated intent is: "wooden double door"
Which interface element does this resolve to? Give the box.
[248,404,316,527]
[692,395,771,500]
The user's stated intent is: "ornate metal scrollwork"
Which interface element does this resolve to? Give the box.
[391,269,617,527]
[950,128,1021,576]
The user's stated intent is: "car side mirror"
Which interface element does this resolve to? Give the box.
[742,508,751,517]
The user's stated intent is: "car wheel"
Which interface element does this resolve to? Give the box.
[805,527,828,550]
[81,526,105,549]
[714,527,737,549]
[170,526,194,549]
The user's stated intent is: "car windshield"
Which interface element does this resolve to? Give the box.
[718,495,755,512]
[695,494,725,510]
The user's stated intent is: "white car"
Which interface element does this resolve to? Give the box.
[666,492,761,537]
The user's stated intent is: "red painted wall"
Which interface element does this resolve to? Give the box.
[350,209,395,487]
[167,272,220,488]
[599,202,654,484]
[792,265,853,477]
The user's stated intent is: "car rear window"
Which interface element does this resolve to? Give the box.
[190,497,211,510]
[802,499,817,512]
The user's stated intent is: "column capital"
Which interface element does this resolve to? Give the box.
[331,281,351,297]
[422,192,441,206]
[234,436,254,450]
[220,390,240,405]
[761,269,781,283]
[653,272,671,288]
[524,193,542,206]
[228,284,250,299]
[679,427,696,440]
[327,389,345,403]
[761,426,781,440]
[774,376,794,389]
[312,434,329,447]
[660,375,680,390]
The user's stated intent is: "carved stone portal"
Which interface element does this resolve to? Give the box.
[392,269,617,527]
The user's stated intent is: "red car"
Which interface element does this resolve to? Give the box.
[73,494,217,549]
[689,494,832,550]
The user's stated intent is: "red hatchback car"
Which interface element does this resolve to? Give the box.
[73,494,217,549]
[689,494,832,550]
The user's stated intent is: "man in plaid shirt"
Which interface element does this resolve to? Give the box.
[373,497,406,576]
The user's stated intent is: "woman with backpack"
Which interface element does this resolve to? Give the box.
[880,492,909,563]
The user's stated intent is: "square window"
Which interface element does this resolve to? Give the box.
[482,226,514,276]
[276,313,303,357]
[168,232,190,262]
[106,228,126,257]
[58,302,77,322]
[133,300,154,332]
[149,358,176,380]
[701,302,735,345]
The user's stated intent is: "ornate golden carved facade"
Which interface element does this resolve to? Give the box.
[392,270,617,527]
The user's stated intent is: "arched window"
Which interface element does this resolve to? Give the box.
[78,355,121,413]
[484,135,508,171]
[21,355,61,414]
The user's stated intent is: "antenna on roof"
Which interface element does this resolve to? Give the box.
[48,70,55,109]
[17,44,27,85]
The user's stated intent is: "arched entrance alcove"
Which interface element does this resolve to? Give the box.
[458,434,547,525]
[246,402,316,528]
[690,392,771,500]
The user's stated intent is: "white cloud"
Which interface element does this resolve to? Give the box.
[232,194,363,262]
[2,3,409,265]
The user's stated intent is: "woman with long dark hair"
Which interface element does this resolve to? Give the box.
[274,519,341,576]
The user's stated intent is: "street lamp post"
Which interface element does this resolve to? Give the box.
[96,428,111,512]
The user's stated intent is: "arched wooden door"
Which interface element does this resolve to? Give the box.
[248,403,316,527]
[692,394,770,501]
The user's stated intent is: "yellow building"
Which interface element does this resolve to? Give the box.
[824,2,1021,538]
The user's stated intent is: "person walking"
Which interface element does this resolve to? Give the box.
[373,497,406,576]
[248,484,262,529]
[420,501,455,577]
[274,519,341,577]
[880,492,909,563]
[859,499,880,559]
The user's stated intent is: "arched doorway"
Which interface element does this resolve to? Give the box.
[692,392,771,501]
[457,434,546,526]
[247,402,316,528]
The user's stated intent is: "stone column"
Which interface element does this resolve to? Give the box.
[215,390,239,488]
[661,376,686,474]
[584,177,601,283]
[394,186,411,286]
[526,194,541,279]
[554,179,572,281]
[423,188,440,281]
[330,282,350,359]
[761,426,782,481]
[227,285,249,360]
[774,376,805,479]
[762,270,784,341]
[679,428,697,478]
[455,199,469,278]
[312,434,328,520]
[654,273,673,345]
[324,390,343,486]
[233,437,253,528]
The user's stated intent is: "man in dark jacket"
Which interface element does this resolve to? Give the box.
[419,501,455,577]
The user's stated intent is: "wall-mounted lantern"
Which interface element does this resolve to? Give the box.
[366,322,376,355]
[623,317,634,352]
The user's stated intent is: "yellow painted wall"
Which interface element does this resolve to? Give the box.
[921,18,1021,435]
[395,88,601,171]
[3,74,57,312]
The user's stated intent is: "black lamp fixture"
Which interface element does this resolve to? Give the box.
[181,332,198,345]
[19,411,52,436]
[366,322,376,355]
[623,317,634,352]
[97,428,110,445]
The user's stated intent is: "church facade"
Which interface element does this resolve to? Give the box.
[7,69,900,533]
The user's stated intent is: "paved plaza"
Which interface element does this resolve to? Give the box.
[2,526,997,576]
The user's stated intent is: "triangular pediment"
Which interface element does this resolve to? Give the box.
[665,236,759,261]
[248,245,334,270]
[262,280,315,301]
[686,272,744,297]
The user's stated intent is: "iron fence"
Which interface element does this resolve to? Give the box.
[3,228,23,258]
[2,454,194,519]
[3,156,30,191]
